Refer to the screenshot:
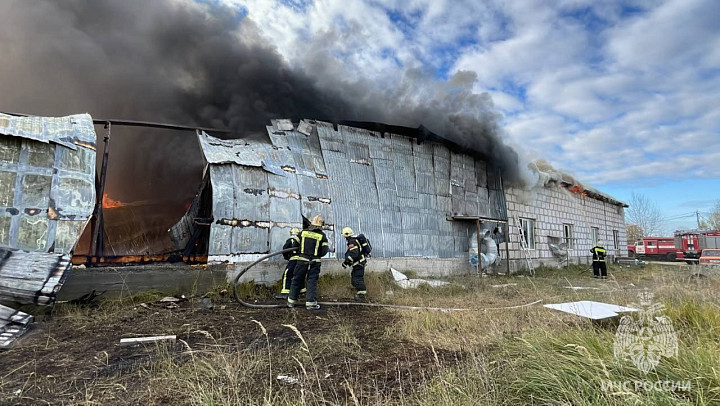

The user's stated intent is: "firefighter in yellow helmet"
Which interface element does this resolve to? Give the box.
[275,228,302,300]
[288,215,329,310]
[590,240,607,279]
[341,226,367,299]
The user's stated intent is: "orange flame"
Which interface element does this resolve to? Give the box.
[103,193,126,209]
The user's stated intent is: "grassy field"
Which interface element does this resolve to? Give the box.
[1,263,718,405]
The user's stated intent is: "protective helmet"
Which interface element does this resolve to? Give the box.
[290,228,300,236]
[341,227,354,237]
[310,215,324,226]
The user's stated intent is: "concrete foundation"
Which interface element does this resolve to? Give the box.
[57,257,478,299]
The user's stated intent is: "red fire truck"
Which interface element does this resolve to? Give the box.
[674,230,720,264]
[627,237,678,261]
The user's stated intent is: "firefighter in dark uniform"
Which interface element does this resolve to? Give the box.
[275,228,301,300]
[590,241,608,279]
[341,227,367,299]
[288,215,329,310]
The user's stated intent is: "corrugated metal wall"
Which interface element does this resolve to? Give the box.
[197,119,507,261]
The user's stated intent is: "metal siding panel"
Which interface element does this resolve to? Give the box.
[403,234,424,257]
[438,235,455,258]
[210,165,234,220]
[0,113,96,150]
[232,166,269,221]
[231,227,268,254]
[475,159,488,188]
[269,194,301,224]
[488,189,507,220]
[372,159,395,186]
[198,131,263,166]
[322,150,351,180]
[465,191,479,216]
[383,232,404,257]
[436,195,452,214]
[208,224,232,255]
[266,126,289,147]
[477,187,491,218]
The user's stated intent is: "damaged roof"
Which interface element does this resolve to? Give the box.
[1,113,97,348]
[174,119,508,261]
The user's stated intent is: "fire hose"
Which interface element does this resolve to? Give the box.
[233,248,542,312]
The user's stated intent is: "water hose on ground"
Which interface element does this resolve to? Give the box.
[232,248,542,312]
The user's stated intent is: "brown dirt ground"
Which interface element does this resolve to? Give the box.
[0,294,457,405]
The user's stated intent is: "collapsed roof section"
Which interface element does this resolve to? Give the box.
[170,119,507,262]
[0,113,96,347]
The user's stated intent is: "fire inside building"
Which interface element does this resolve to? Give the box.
[0,113,628,347]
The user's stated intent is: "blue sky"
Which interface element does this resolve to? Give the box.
[232,0,719,233]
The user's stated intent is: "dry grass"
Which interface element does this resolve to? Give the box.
[3,262,719,405]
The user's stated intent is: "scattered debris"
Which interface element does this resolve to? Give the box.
[69,290,104,306]
[199,297,214,311]
[390,268,450,289]
[119,335,176,346]
[544,301,637,320]
[160,297,181,303]
[491,283,517,288]
[276,374,299,384]
[1,305,34,349]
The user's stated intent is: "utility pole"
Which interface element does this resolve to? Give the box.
[697,210,701,229]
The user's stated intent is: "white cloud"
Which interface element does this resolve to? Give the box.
[230,0,719,190]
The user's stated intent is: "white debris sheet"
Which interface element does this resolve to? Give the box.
[391,268,450,289]
[544,301,638,320]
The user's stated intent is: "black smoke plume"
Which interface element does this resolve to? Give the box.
[0,0,529,204]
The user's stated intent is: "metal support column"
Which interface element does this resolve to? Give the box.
[90,122,111,257]
[476,219,483,277]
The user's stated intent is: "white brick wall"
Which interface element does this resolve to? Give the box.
[504,184,627,271]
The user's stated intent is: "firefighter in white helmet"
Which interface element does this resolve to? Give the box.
[288,215,328,310]
[275,228,303,299]
[341,227,367,299]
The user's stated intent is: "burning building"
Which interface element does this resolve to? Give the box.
[0,113,96,348]
[169,119,627,282]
